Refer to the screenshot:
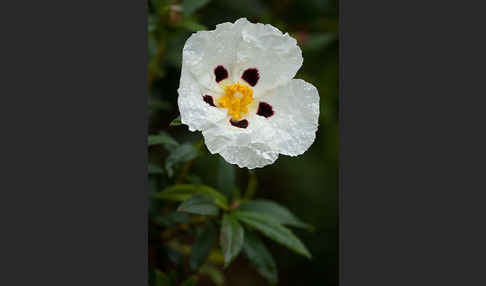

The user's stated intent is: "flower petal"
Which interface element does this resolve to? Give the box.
[202,114,279,169]
[257,79,320,156]
[177,64,227,132]
[182,18,251,91]
[235,21,303,96]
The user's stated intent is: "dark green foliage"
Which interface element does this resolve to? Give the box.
[235,211,311,259]
[148,133,179,147]
[243,230,278,285]
[190,222,218,270]
[237,199,314,230]
[182,0,211,16]
[169,116,182,126]
[198,264,224,285]
[149,163,165,174]
[148,0,338,285]
[165,143,199,176]
[217,157,235,200]
[179,276,198,286]
[220,213,245,268]
[155,270,172,286]
[178,194,219,215]
[156,184,228,209]
[153,211,190,227]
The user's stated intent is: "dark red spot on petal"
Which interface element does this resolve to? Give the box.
[241,68,259,86]
[230,119,248,128]
[203,95,215,106]
[214,65,228,82]
[256,102,274,118]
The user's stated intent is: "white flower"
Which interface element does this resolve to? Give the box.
[177,18,320,169]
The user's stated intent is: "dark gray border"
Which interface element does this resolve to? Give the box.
[1,1,147,285]
[340,1,486,285]
[3,0,486,285]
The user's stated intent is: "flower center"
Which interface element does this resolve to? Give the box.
[218,83,253,121]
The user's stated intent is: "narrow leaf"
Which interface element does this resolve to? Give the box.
[148,133,179,147]
[190,222,218,270]
[165,143,199,177]
[220,213,245,268]
[178,194,219,216]
[243,230,278,285]
[235,211,311,259]
[217,157,235,200]
[155,184,228,209]
[199,264,224,285]
[169,115,181,126]
[237,200,313,230]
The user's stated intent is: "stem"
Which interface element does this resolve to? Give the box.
[244,170,258,200]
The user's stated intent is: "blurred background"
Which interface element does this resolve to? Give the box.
[148,0,338,285]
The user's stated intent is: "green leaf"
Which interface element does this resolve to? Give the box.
[182,0,210,16]
[243,230,278,285]
[237,200,313,230]
[180,276,198,286]
[169,115,181,126]
[190,222,218,270]
[178,194,219,216]
[217,157,235,200]
[220,213,245,268]
[199,264,224,285]
[155,184,228,209]
[165,143,199,177]
[234,211,311,259]
[155,270,171,286]
[148,133,179,147]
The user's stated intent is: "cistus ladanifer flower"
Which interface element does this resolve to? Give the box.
[177,18,320,169]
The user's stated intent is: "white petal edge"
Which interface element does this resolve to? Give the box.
[182,18,251,92]
[234,21,303,96]
[257,79,320,156]
[202,113,279,169]
[177,63,227,132]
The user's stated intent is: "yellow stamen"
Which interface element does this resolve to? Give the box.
[217,83,253,120]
